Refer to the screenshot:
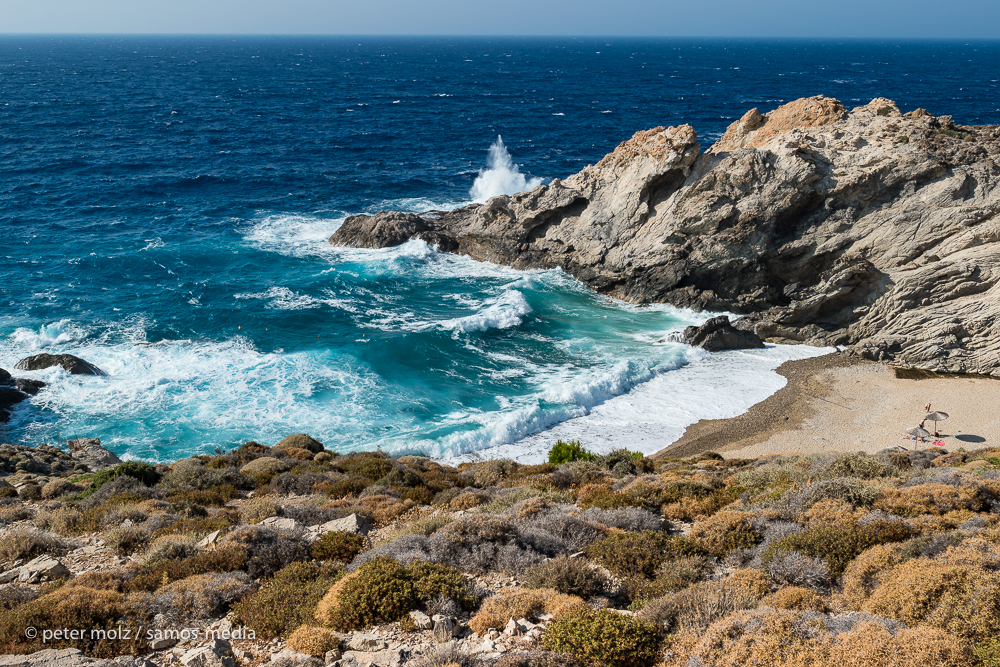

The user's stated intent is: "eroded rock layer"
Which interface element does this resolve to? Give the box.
[330,97,1000,375]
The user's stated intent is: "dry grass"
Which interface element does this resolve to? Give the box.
[688,510,760,556]
[286,624,340,657]
[799,499,864,528]
[761,586,828,612]
[874,483,988,517]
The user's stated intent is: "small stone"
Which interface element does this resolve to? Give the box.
[346,634,387,652]
[503,618,518,636]
[149,637,178,650]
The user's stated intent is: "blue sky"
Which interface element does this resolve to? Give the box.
[2,0,999,37]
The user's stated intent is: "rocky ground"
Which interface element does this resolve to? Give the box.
[331,96,1000,376]
[1,433,1000,667]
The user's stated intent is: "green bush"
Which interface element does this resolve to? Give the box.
[82,461,160,497]
[585,531,704,579]
[523,556,609,598]
[232,561,342,639]
[763,520,911,577]
[543,607,661,667]
[578,485,639,510]
[310,531,367,563]
[549,440,594,465]
[318,556,473,631]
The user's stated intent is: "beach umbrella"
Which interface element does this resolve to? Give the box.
[924,411,949,435]
[906,427,931,448]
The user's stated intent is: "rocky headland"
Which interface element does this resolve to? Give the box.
[331,97,1000,375]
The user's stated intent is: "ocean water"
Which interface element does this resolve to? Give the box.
[2,36,999,462]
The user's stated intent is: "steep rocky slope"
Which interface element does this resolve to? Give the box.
[330,97,1000,375]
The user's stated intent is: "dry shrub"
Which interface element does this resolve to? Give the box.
[799,498,864,528]
[908,510,978,535]
[240,497,283,523]
[0,505,31,524]
[0,586,146,657]
[141,534,201,563]
[125,544,250,592]
[874,483,989,517]
[624,556,714,603]
[33,508,83,535]
[523,555,609,598]
[0,527,70,563]
[762,520,911,578]
[688,510,760,556]
[388,513,453,540]
[310,530,367,563]
[41,478,82,500]
[585,530,703,579]
[67,570,125,592]
[282,447,316,461]
[577,484,636,510]
[355,495,415,526]
[543,606,661,667]
[762,586,828,612]
[662,607,972,667]
[637,572,766,633]
[450,492,489,511]
[0,585,37,611]
[134,571,254,620]
[861,545,1000,642]
[102,524,149,555]
[468,588,586,635]
[287,625,339,657]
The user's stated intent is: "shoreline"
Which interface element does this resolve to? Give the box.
[657,353,998,459]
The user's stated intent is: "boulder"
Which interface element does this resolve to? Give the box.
[683,316,765,351]
[14,354,106,376]
[328,211,431,249]
[274,433,325,454]
[409,610,433,630]
[307,513,372,539]
[0,385,29,423]
[259,516,305,537]
[268,650,321,667]
[67,438,121,471]
[339,650,404,667]
[14,378,46,395]
[0,368,10,382]
[431,616,459,643]
[346,635,388,652]
[180,640,235,667]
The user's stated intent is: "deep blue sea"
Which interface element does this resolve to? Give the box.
[2,37,999,462]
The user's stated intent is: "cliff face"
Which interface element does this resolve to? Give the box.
[330,96,1000,376]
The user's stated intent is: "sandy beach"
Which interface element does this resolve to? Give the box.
[659,353,1000,459]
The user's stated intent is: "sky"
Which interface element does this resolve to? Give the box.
[2,0,999,38]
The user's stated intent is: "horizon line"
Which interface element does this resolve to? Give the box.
[2,33,999,40]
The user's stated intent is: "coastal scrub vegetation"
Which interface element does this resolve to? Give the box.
[3,436,1000,664]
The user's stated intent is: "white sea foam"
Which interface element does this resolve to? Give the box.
[469,136,543,203]
[440,344,831,465]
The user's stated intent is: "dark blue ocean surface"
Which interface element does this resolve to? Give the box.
[1,37,998,460]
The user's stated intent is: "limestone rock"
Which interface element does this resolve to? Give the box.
[0,555,70,584]
[268,650,321,667]
[346,635,387,652]
[259,516,305,537]
[409,610,433,630]
[14,354,106,376]
[273,433,324,454]
[339,650,403,667]
[331,96,1000,375]
[324,649,342,666]
[0,648,113,667]
[431,616,457,643]
[180,639,235,667]
[67,438,121,471]
[113,658,156,667]
[683,315,765,351]
[308,513,372,539]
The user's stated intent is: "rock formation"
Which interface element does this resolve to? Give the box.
[330,97,1000,375]
[14,354,106,376]
[683,316,765,352]
[0,367,46,424]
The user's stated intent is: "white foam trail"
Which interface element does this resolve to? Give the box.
[470,136,543,203]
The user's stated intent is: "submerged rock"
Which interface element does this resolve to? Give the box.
[14,353,106,376]
[331,96,1000,375]
[683,316,765,352]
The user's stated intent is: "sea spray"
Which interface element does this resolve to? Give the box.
[470,136,544,202]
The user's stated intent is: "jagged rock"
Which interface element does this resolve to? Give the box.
[113,658,156,667]
[0,555,70,584]
[0,385,28,423]
[180,640,235,667]
[683,315,765,351]
[198,529,222,549]
[308,513,372,539]
[431,616,457,643]
[273,433,325,454]
[324,649,342,666]
[268,650,320,667]
[409,610,433,630]
[14,354,106,376]
[14,378,46,395]
[67,438,121,471]
[331,96,1000,375]
[0,648,113,667]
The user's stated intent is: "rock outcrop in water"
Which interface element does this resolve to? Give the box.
[683,316,765,352]
[330,96,1000,376]
[15,354,106,376]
